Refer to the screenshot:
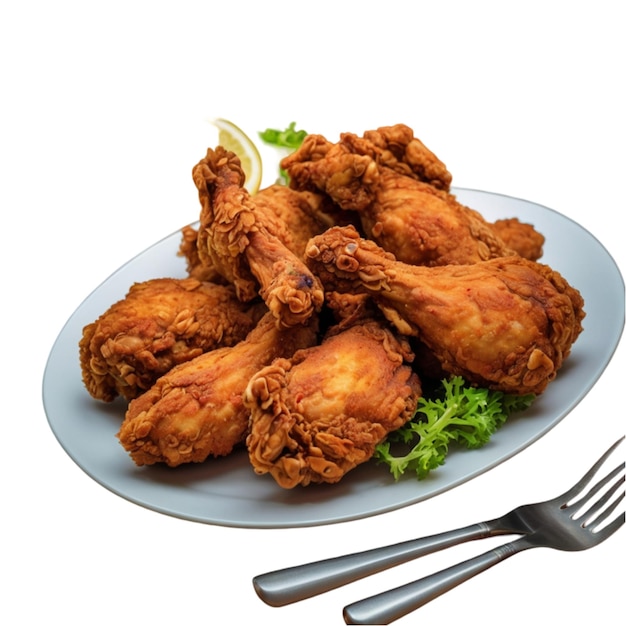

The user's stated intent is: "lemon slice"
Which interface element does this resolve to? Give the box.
[211,118,262,194]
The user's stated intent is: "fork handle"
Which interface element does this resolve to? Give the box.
[343,537,531,625]
[253,522,491,607]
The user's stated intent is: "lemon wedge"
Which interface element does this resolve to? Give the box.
[211,118,262,194]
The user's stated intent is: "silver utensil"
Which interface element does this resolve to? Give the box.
[344,437,624,624]
[253,437,624,618]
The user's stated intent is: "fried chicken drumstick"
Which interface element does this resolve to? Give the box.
[305,226,585,395]
[117,312,318,467]
[179,185,348,281]
[79,277,263,402]
[192,147,324,328]
[244,317,421,488]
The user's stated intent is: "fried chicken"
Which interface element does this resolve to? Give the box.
[283,126,544,265]
[178,186,341,281]
[341,124,453,190]
[79,277,264,402]
[253,184,344,256]
[191,147,324,328]
[178,224,225,283]
[117,312,318,467]
[305,226,585,395]
[244,317,421,488]
[491,217,545,262]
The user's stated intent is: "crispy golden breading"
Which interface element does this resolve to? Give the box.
[245,318,421,488]
[342,124,453,190]
[178,186,343,282]
[178,224,226,283]
[79,121,586,488]
[252,185,340,256]
[192,148,324,328]
[117,313,318,467]
[491,217,545,261]
[283,125,545,265]
[306,225,585,395]
[79,277,264,402]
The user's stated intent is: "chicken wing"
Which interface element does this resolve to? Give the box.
[117,312,318,467]
[283,126,544,265]
[305,226,585,395]
[79,277,264,402]
[341,124,453,190]
[283,140,510,266]
[344,127,545,260]
[191,147,324,328]
[244,318,421,488]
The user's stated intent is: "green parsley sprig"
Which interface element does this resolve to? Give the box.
[259,121,308,149]
[258,122,308,184]
[375,376,535,481]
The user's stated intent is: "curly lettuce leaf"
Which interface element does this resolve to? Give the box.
[374,376,535,481]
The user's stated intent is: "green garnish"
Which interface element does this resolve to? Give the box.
[259,121,308,149]
[374,376,535,481]
[258,122,308,184]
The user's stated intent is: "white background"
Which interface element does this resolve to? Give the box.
[2,1,623,624]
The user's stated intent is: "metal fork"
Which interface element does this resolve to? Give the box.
[343,438,625,624]
[253,437,624,618]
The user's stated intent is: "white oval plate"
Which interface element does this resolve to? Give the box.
[42,189,625,528]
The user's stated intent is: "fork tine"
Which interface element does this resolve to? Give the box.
[587,490,625,531]
[591,509,625,543]
[567,461,625,512]
[561,436,624,505]
[582,477,625,531]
